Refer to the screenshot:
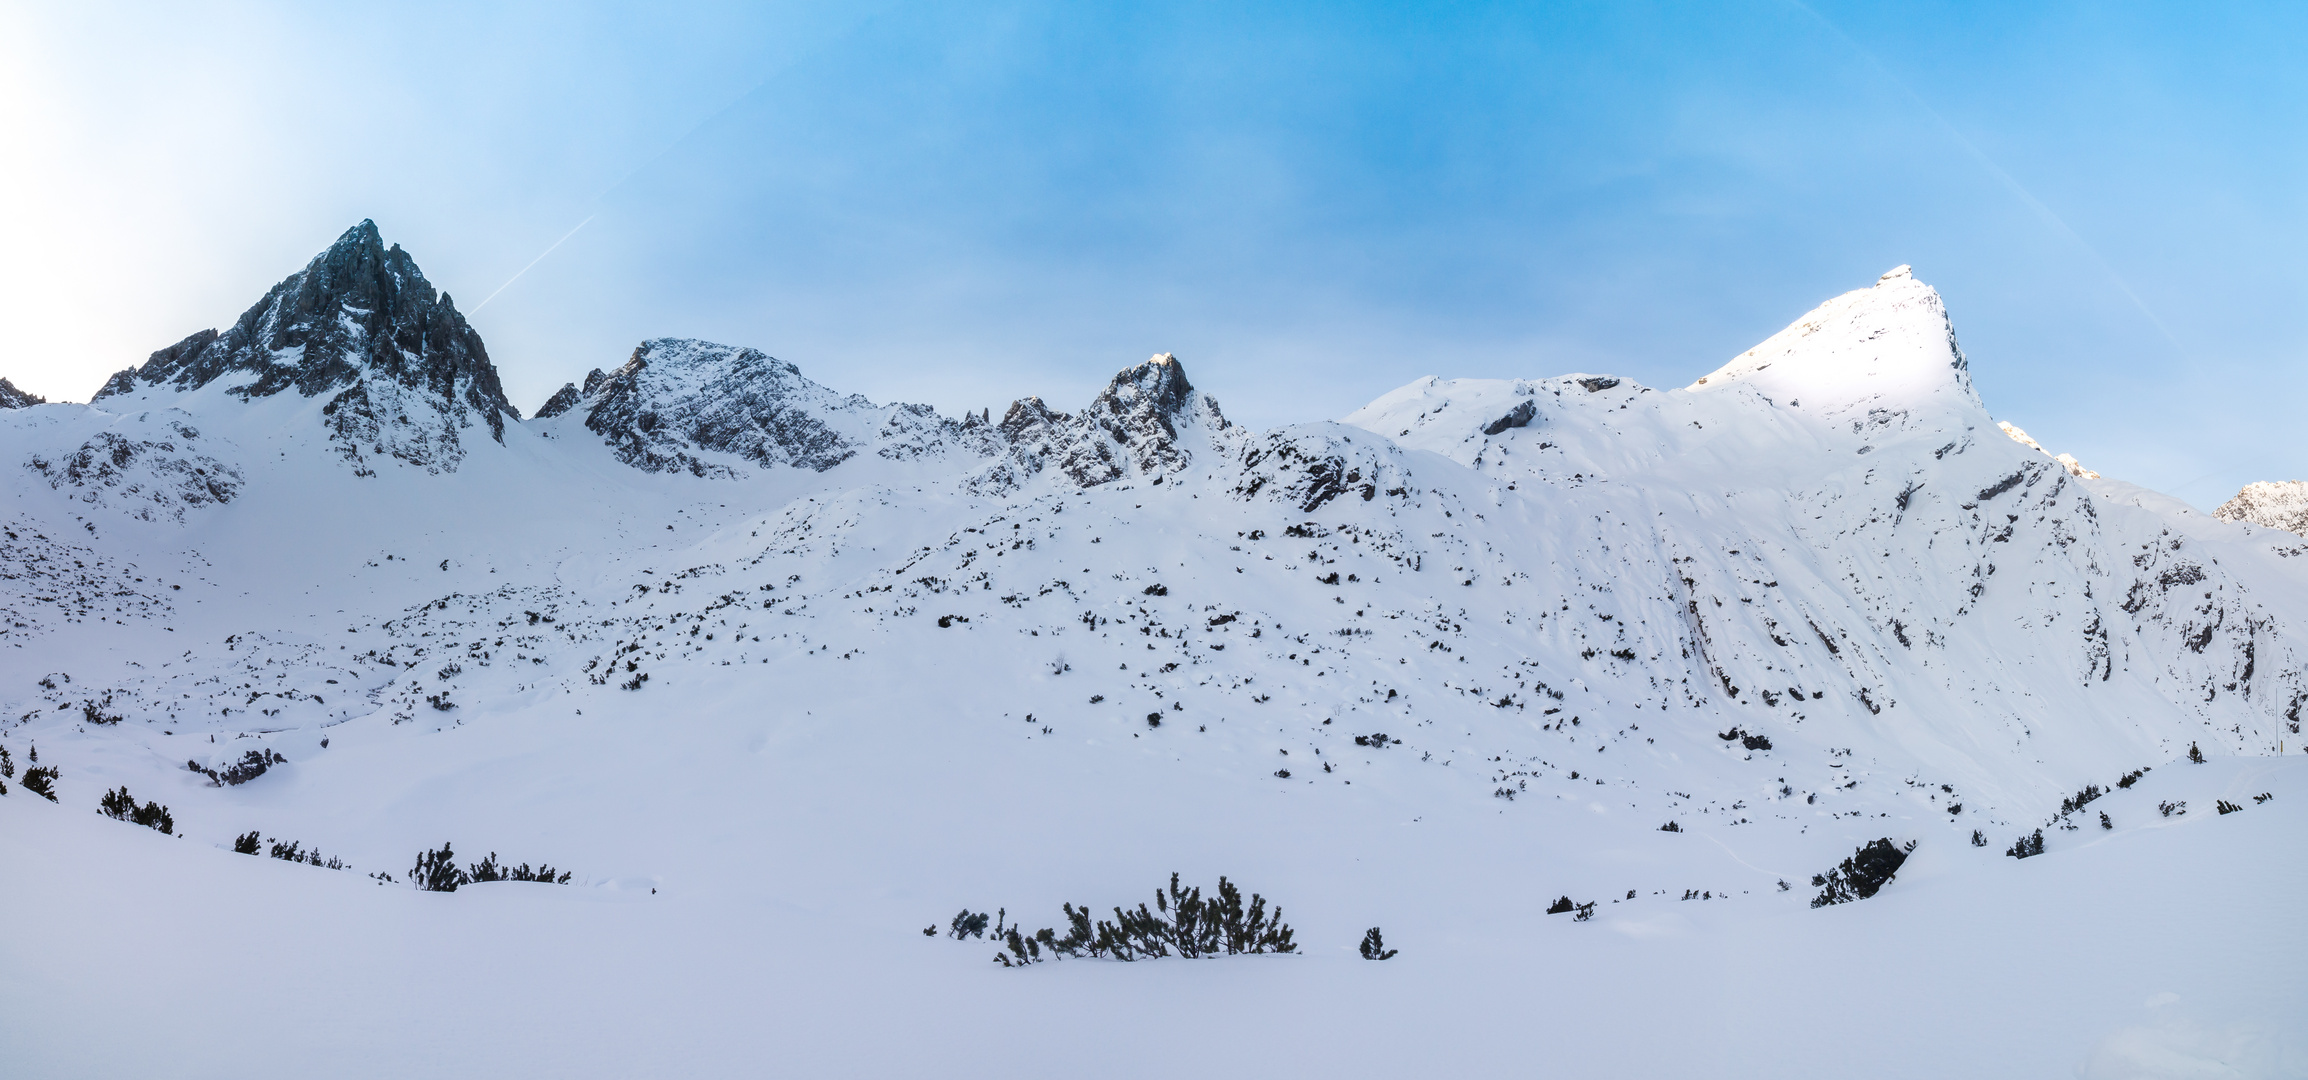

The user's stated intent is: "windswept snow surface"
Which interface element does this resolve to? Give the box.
[2,256,2303,1079]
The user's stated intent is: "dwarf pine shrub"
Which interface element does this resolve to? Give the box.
[410,842,469,892]
[467,852,572,884]
[22,765,59,802]
[187,749,286,787]
[97,786,174,833]
[1811,838,1916,906]
[1359,927,1399,960]
[976,873,1297,966]
[409,841,573,891]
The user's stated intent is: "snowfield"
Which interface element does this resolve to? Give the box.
[1,226,2301,1078]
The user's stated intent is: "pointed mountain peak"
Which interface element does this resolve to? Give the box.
[1687,265,1981,424]
[985,352,1238,489]
[1092,353,1197,420]
[329,218,384,254]
[92,219,518,474]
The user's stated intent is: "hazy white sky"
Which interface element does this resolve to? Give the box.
[4,1,2301,509]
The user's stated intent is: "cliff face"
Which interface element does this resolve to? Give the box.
[94,221,519,474]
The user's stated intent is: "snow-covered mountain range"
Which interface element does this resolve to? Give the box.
[3,224,2300,1079]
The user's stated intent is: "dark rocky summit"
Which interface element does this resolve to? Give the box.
[0,376,46,409]
[93,221,518,474]
[988,353,1237,489]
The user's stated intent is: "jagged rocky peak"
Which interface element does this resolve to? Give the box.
[2215,481,2308,537]
[1686,265,1982,431]
[92,220,519,475]
[0,375,46,409]
[992,353,1237,488]
[542,338,973,478]
[533,367,611,420]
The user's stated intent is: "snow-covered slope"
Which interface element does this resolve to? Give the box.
[2,235,2299,1078]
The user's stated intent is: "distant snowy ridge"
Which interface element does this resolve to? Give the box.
[2215,480,2308,537]
[1997,421,2100,479]
[536,344,1238,493]
[532,337,980,478]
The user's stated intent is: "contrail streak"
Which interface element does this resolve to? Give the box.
[1783,0,2187,357]
[470,214,596,313]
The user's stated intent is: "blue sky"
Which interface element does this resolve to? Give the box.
[4,1,2300,508]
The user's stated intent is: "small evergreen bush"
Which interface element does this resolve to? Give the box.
[408,841,573,891]
[949,910,992,939]
[467,852,572,883]
[233,831,262,855]
[1358,927,1398,960]
[1811,838,1916,906]
[2006,830,2045,859]
[97,786,174,833]
[974,873,1297,966]
[22,765,59,802]
[2058,784,2104,816]
[187,749,286,787]
[410,842,469,892]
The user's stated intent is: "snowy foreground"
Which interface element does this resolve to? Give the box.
[1,228,2302,1077]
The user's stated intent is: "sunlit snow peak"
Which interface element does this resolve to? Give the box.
[1687,265,1981,427]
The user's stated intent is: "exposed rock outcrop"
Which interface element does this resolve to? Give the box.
[539,339,980,477]
[987,353,1239,489]
[2215,481,2308,537]
[25,422,242,522]
[0,377,45,409]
